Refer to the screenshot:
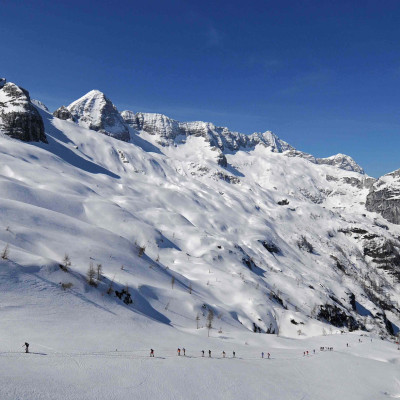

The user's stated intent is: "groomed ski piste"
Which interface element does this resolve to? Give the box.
[1,88,400,399]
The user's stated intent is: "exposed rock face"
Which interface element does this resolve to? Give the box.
[121,111,365,174]
[53,106,75,121]
[366,169,400,224]
[121,111,294,153]
[67,90,130,141]
[316,153,364,174]
[0,78,6,89]
[0,82,47,143]
[317,304,360,331]
[362,235,400,279]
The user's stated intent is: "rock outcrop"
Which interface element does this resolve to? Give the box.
[0,82,47,143]
[121,111,365,174]
[122,111,294,154]
[53,106,75,121]
[67,90,130,141]
[316,153,364,174]
[366,169,400,224]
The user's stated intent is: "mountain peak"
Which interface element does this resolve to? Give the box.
[317,153,364,174]
[67,90,130,141]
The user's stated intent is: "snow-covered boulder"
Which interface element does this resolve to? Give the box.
[317,153,364,174]
[0,82,47,142]
[67,90,130,142]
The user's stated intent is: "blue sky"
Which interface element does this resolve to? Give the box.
[2,0,399,177]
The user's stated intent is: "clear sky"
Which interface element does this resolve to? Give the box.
[2,0,399,177]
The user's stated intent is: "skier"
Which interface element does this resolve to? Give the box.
[233,351,236,358]
[150,349,154,357]
[313,349,315,354]
[261,352,264,358]
[267,352,270,359]
[202,350,205,357]
[183,348,186,356]
[177,348,181,356]
[209,350,211,358]
[24,342,29,353]
[346,343,349,347]
[222,351,226,358]
[306,351,309,355]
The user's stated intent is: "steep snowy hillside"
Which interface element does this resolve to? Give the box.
[1,81,400,398]
[1,82,399,341]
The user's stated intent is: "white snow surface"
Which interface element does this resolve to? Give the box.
[0,104,399,399]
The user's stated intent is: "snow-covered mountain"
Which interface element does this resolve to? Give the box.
[1,81,400,349]
[65,90,130,141]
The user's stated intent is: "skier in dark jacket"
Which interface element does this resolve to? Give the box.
[24,342,29,353]
[208,350,211,358]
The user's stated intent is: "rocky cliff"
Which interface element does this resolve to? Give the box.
[0,82,47,143]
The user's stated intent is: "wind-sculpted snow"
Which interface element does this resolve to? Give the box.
[68,90,130,141]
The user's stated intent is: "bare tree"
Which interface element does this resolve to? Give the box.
[96,264,103,281]
[1,244,9,260]
[206,309,214,337]
[60,254,71,272]
[138,245,146,257]
[87,262,96,287]
[196,313,200,329]
[107,275,115,295]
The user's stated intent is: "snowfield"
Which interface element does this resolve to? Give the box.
[1,256,399,400]
[1,91,400,399]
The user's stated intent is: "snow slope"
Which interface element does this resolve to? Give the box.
[0,88,400,399]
